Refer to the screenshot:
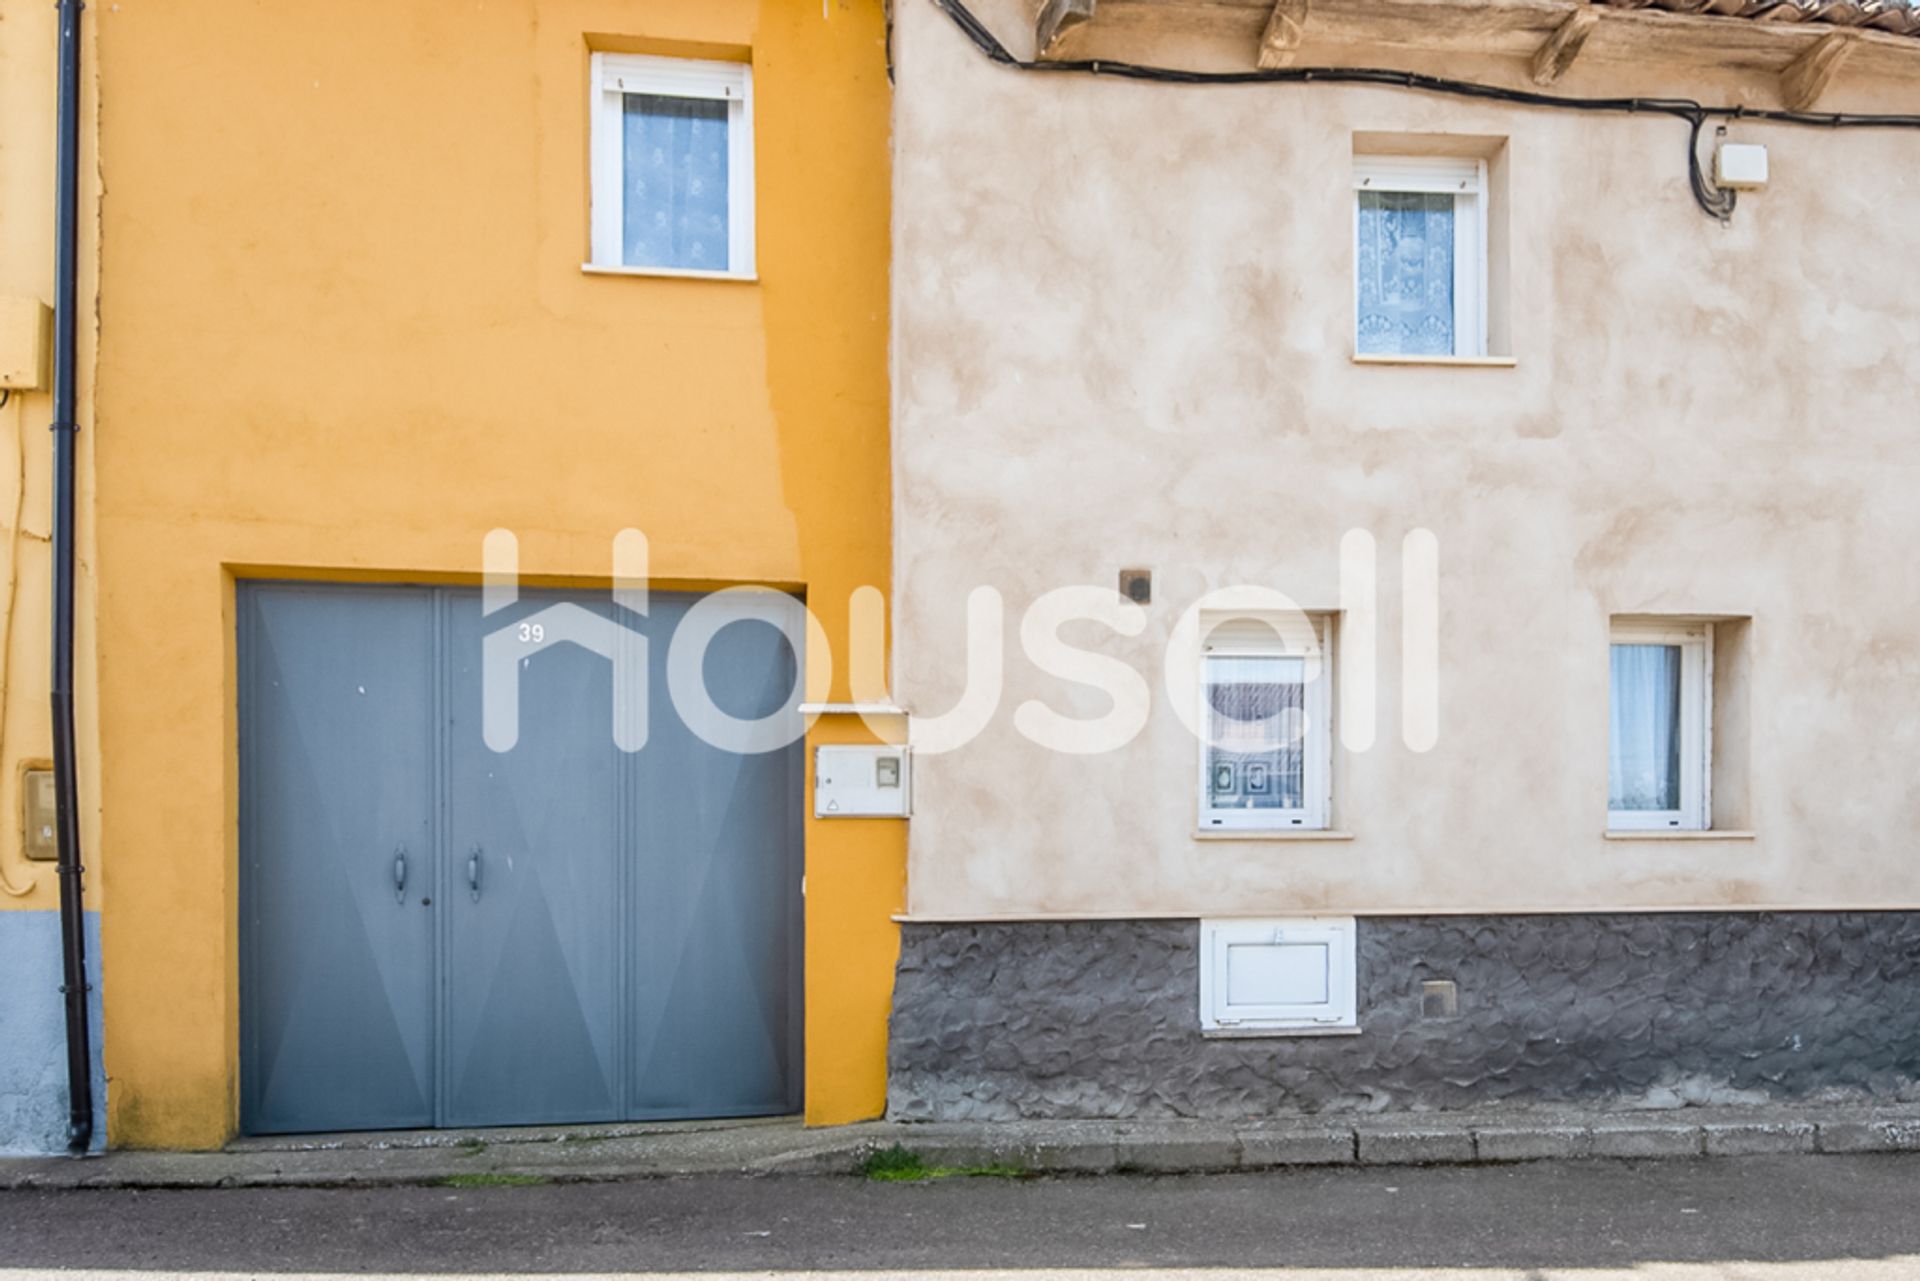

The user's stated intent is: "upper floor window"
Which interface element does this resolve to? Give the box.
[1609,621,1712,831]
[589,53,755,279]
[1354,156,1486,358]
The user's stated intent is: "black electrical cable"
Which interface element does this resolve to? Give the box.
[1688,117,1738,220]
[928,0,1920,221]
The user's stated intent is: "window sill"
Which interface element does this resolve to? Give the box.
[1603,829,1757,841]
[1202,1024,1363,1039]
[1193,829,1355,842]
[797,702,908,717]
[1352,353,1517,368]
[581,263,758,283]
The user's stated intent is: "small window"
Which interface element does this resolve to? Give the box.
[1609,621,1712,831]
[1198,615,1331,831]
[1353,156,1487,358]
[589,53,754,278]
[1200,917,1358,1035]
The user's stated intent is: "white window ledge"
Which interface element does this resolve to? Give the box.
[1192,829,1355,842]
[1352,353,1517,368]
[581,263,758,283]
[1202,1025,1365,1039]
[1603,829,1757,841]
[798,702,908,717]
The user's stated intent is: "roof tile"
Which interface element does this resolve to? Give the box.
[1595,0,1920,37]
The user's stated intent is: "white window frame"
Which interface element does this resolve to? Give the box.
[1197,614,1332,833]
[1199,917,1358,1035]
[588,52,755,280]
[1608,620,1713,832]
[1353,155,1488,359]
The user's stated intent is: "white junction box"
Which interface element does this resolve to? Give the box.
[1199,917,1359,1035]
[814,744,912,818]
[1715,142,1769,190]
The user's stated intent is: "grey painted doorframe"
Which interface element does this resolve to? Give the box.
[239,583,803,1135]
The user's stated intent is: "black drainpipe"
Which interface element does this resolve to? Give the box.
[51,0,93,1156]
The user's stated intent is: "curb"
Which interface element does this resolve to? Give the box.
[5,1106,1920,1191]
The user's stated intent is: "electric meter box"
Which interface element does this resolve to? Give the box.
[1715,143,1769,190]
[814,745,911,818]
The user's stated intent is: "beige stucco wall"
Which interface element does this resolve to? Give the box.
[891,0,1920,918]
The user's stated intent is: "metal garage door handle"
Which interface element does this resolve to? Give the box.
[393,846,407,905]
[468,847,483,903]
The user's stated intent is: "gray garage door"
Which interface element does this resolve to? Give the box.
[239,583,803,1134]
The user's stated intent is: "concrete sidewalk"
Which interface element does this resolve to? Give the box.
[4,1102,1919,1190]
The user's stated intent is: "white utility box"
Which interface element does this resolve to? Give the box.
[1199,917,1358,1035]
[1715,143,1769,190]
[814,745,911,818]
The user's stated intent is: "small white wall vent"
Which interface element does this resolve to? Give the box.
[1199,917,1359,1036]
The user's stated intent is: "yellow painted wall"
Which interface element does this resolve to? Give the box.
[93,0,899,1147]
[0,0,100,916]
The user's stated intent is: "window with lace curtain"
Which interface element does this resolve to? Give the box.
[588,53,755,279]
[1198,615,1332,831]
[1354,155,1487,358]
[1609,621,1712,831]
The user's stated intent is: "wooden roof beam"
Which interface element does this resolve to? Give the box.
[1259,0,1312,69]
[1037,0,1096,57]
[1530,8,1600,86]
[1780,30,1855,111]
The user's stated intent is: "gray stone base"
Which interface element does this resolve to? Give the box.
[886,914,1920,1122]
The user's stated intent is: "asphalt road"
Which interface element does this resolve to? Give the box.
[2,1156,1918,1279]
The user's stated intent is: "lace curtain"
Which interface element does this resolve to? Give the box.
[1609,644,1683,811]
[622,94,730,271]
[1356,191,1455,357]
[1205,656,1306,811]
